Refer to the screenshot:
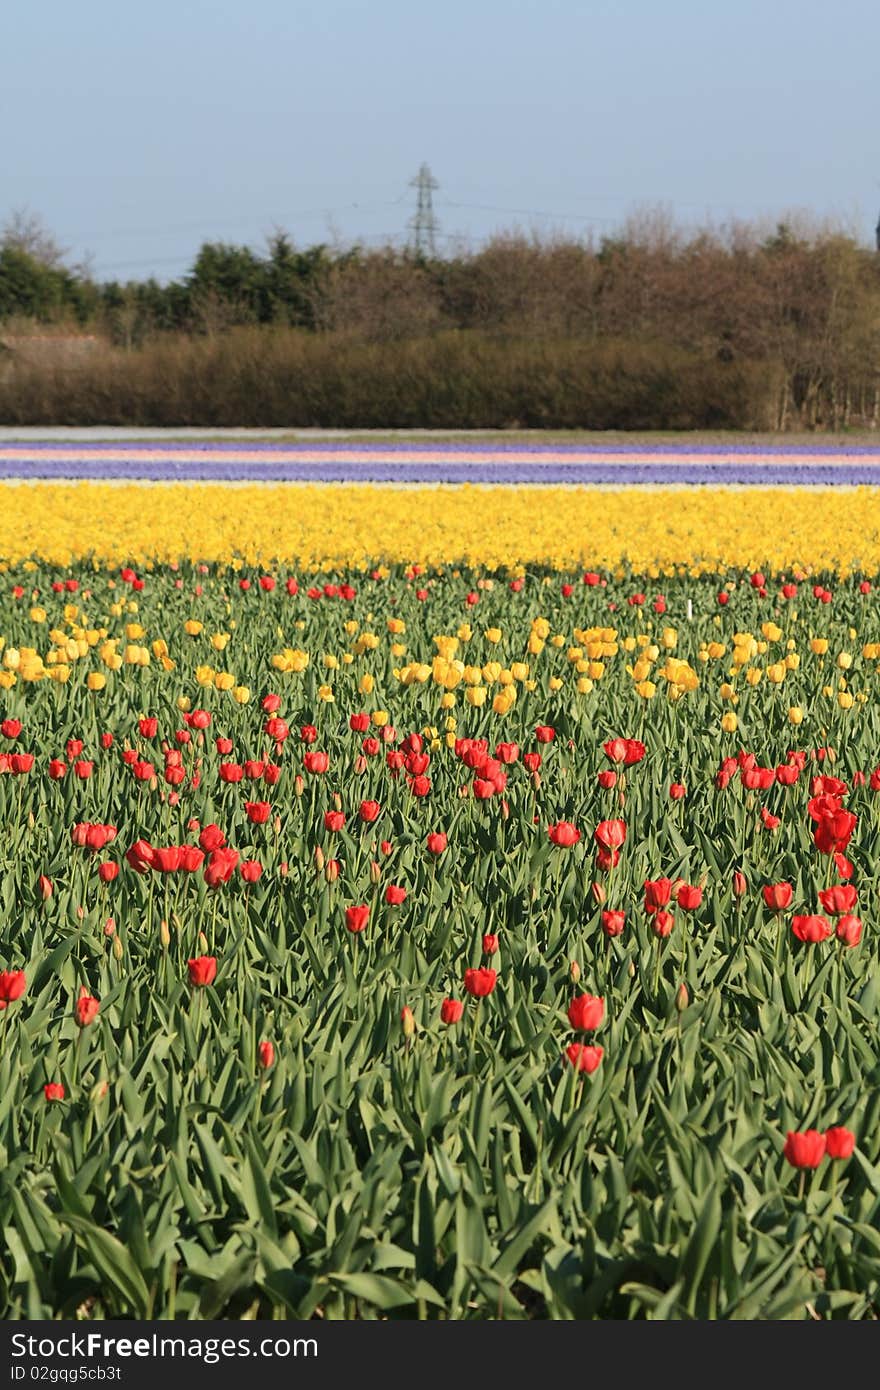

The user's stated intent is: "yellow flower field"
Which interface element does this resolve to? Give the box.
[2,481,880,572]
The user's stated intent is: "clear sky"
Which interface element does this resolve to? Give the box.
[3,0,878,282]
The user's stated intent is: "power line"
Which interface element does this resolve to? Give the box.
[408,164,440,256]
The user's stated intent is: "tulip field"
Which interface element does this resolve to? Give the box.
[3,464,880,1321]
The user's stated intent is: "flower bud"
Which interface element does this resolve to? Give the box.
[197,930,209,953]
[570,960,581,983]
[531,771,541,791]
[39,874,53,900]
[314,845,325,872]
[675,981,689,1012]
[325,859,339,883]
[332,791,342,810]
[112,935,124,960]
[401,1006,415,1038]
[370,860,381,884]
[733,870,747,898]
[160,919,171,948]
[354,755,368,774]
[591,881,606,905]
[294,774,304,797]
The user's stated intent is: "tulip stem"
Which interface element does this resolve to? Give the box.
[798,1171,806,1202]
[470,997,481,1063]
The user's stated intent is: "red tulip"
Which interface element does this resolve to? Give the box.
[824,1126,855,1159]
[10,753,33,775]
[345,904,369,934]
[75,989,100,1027]
[199,824,226,852]
[187,956,217,987]
[564,1043,603,1073]
[324,810,346,833]
[349,713,370,733]
[548,821,580,848]
[783,1130,825,1169]
[240,860,263,883]
[48,758,67,779]
[98,862,119,883]
[359,800,381,823]
[651,910,675,938]
[523,752,542,773]
[1,718,21,738]
[440,998,464,1025]
[125,839,156,873]
[597,770,617,789]
[763,882,793,911]
[567,993,604,1031]
[594,819,626,850]
[732,870,748,897]
[204,847,239,887]
[0,970,26,1007]
[482,933,499,956]
[836,914,862,947]
[818,884,857,916]
[601,909,626,937]
[603,738,628,764]
[245,801,271,825]
[464,967,497,997]
[44,1081,66,1102]
[676,884,702,911]
[535,725,555,743]
[38,874,53,899]
[385,884,407,905]
[669,783,686,800]
[791,914,832,943]
[152,845,182,873]
[303,750,329,773]
[258,1040,275,1069]
[426,832,447,855]
[644,878,672,913]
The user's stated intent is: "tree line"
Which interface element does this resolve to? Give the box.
[1,210,878,429]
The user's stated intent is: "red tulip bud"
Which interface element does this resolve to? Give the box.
[591,881,606,905]
[733,870,747,898]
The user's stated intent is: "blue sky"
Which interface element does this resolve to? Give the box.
[3,0,878,281]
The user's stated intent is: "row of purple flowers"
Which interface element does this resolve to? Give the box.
[0,454,879,485]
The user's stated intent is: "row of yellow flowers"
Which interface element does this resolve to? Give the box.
[4,481,880,572]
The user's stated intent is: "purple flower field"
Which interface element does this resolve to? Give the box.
[1,441,879,485]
